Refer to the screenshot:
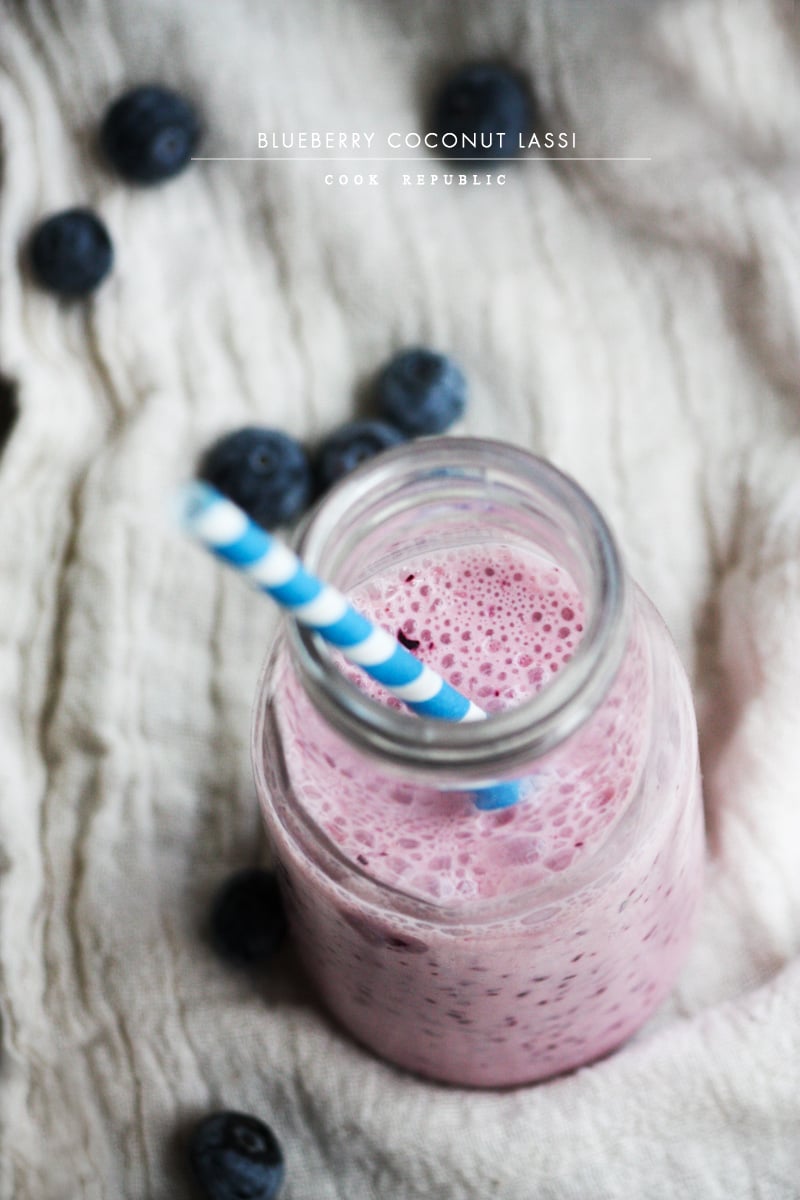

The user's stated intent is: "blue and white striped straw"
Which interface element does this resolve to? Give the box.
[176,482,519,809]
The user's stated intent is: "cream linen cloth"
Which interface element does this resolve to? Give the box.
[1,1,799,1196]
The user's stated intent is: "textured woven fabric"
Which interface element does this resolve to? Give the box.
[1,1,799,1196]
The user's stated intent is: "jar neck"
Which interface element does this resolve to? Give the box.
[288,438,629,781]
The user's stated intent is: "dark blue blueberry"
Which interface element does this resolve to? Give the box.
[375,348,467,436]
[29,208,113,296]
[315,419,406,492]
[100,85,200,184]
[190,1111,285,1200]
[199,427,312,529]
[432,63,533,161]
[209,868,287,967]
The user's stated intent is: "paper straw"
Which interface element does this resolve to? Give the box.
[176,481,520,810]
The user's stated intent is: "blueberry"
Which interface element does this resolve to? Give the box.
[432,63,534,161]
[29,208,113,296]
[375,348,467,436]
[100,85,200,184]
[190,1111,285,1200]
[199,428,313,529]
[315,419,406,492]
[209,868,287,967]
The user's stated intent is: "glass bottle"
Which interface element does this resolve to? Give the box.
[252,438,704,1087]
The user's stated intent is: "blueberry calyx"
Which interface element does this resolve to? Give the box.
[199,427,313,530]
[375,348,467,436]
[29,208,114,296]
[190,1110,285,1200]
[101,84,200,184]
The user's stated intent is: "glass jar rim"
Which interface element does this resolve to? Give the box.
[285,437,629,781]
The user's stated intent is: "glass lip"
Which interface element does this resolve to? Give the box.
[283,437,629,779]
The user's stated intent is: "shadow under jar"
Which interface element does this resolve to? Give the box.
[253,438,704,1088]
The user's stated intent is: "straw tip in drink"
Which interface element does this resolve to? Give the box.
[473,781,521,811]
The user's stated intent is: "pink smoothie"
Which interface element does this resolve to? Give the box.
[262,544,703,1086]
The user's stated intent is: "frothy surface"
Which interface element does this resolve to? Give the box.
[283,544,649,902]
[357,547,585,711]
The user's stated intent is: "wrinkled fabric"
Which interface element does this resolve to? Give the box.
[1,1,799,1196]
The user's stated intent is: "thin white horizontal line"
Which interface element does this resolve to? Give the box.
[191,156,653,163]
